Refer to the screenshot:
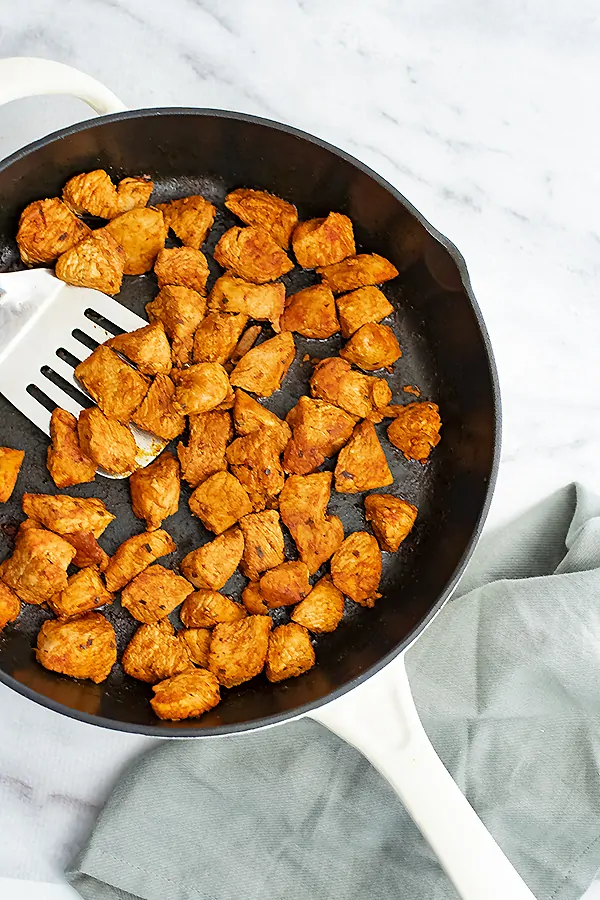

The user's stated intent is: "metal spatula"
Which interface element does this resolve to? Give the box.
[0,268,167,478]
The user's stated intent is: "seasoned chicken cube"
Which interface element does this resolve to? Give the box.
[259,561,311,609]
[292,575,344,633]
[122,619,190,684]
[154,246,209,293]
[292,213,355,268]
[241,581,269,615]
[208,274,285,331]
[151,668,220,720]
[146,285,207,368]
[213,226,293,284]
[180,589,246,628]
[281,285,339,339]
[330,532,382,606]
[121,564,194,624]
[192,312,249,365]
[226,431,285,511]
[77,407,138,476]
[47,409,96,488]
[36,612,116,683]
[63,531,109,571]
[225,188,298,248]
[17,197,91,265]
[386,401,442,462]
[172,362,231,415]
[336,286,394,337]
[179,628,211,668]
[105,322,172,376]
[229,332,295,397]
[340,323,401,372]
[129,452,180,531]
[334,420,393,493]
[208,616,271,687]
[180,527,244,590]
[63,170,153,219]
[279,472,344,573]
[265,623,315,682]
[75,346,150,423]
[0,581,20,632]
[55,230,125,295]
[283,396,357,475]
[102,207,167,275]
[189,471,252,534]
[0,524,75,604]
[131,374,186,441]
[309,357,391,422]
[22,493,115,538]
[0,448,25,502]
[103,529,176,592]
[239,510,285,580]
[233,390,291,447]
[157,195,216,249]
[364,493,418,552]
[177,410,232,488]
[49,566,113,618]
[318,253,399,293]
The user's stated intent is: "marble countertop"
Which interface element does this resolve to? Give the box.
[1,0,599,896]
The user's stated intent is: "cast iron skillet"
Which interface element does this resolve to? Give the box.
[0,89,500,738]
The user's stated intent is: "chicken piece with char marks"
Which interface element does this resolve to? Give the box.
[279,472,344,574]
[22,493,114,538]
[103,529,176,592]
[49,566,113,618]
[105,322,172,376]
[239,510,285,580]
[330,532,382,606]
[259,561,311,609]
[36,612,116,683]
[208,615,271,688]
[226,430,286,511]
[17,198,90,265]
[180,589,246,628]
[121,565,194,624]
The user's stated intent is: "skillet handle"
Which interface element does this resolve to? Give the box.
[0,57,126,114]
[309,657,537,900]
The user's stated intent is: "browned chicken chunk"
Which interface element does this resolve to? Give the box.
[103,529,176,592]
[226,430,286,511]
[230,332,296,398]
[63,170,153,219]
[179,628,211,668]
[121,564,194,624]
[77,407,138,476]
[180,589,246,628]
[292,575,344,633]
[336,286,394,337]
[208,274,285,331]
[330,532,382,606]
[47,409,96,488]
[171,362,230,415]
[180,527,244,590]
[189,471,252,534]
[17,198,91,265]
[177,410,232,488]
[131,374,186,441]
[55,230,125,295]
[386,402,442,462]
[283,396,356,475]
[157,195,216,249]
[36,612,116,683]
[105,322,172,376]
[213,226,294,283]
[208,615,271,687]
[146,285,207,368]
[49,566,113,618]
[151,668,220,720]
[0,582,20,632]
[75,346,149,422]
[22,493,115,538]
[229,325,262,365]
[265,623,315,682]
[192,312,249,365]
[241,581,269,615]
[340,323,402,372]
[102,207,167,275]
[225,188,298,248]
[122,619,190,684]
[318,253,399,293]
[154,246,210,293]
[0,448,25,502]
[309,357,391,423]
[292,213,355,268]
[232,390,291,447]
[364,494,418,552]
[129,452,180,531]
[63,531,109,571]
[259,561,311,609]
[334,420,393,493]
[281,285,340,339]
[239,510,285,580]
[0,524,75,605]
[279,472,344,573]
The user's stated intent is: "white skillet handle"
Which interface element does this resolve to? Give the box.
[0,57,126,114]
[311,657,537,900]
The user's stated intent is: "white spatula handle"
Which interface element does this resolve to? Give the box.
[0,57,126,114]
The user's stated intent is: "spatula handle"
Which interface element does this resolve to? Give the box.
[0,57,126,115]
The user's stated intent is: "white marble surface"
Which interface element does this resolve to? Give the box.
[0,0,600,895]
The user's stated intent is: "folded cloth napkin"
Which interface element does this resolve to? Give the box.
[67,483,600,900]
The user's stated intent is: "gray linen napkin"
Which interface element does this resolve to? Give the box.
[67,483,600,900]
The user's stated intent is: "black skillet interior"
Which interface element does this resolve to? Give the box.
[0,110,499,735]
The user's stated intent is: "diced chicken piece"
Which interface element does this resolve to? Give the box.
[0,524,75,605]
[154,246,210,293]
[364,493,418,552]
[129,451,180,531]
[0,448,25,502]
[330,532,382,606]
[225,188,298,248]
[279,472,344,573]
[146,285,207,368]
[291,575,344,633]
[0,581,20,632]
[36,612,116,683]
[192,312,249,364]
[55,230,125,294]
[232,390,291,447]
[151,669,221,720]
[229,332,295,397]
[177,410,232,489]
[229,325,262,366]
[172,362,231,415]
[131,374,186,441]
[48,566,113,618]
[226,431,285,511]
[102,207,167,274]
[386,402,442,462]
[121,564,194,624]
[265,623,315,682]
[189,471,252,534]
[259,561,311,609]
[208,274,285,331]
[122,619,190,684]
[309,357,391,423]
[63,531,109,571]
[105,322,172,376]
[17,198,91,265]
[292,213,355,268]
[156,195,216,249]
[336,286,394,337]
[179,628,211,668]
[318,253,399,293]
[180,527,244,590]
[283,396,356,475]
[340,323,401,372]
[74,345,149,423]
[47,409,96,488]
[180,589,246,628]
[241,581,269,615]
[281,285,340,339]
[103,529,176,592]
[239,510,285,580]
[334,420,393,493]
[77,407,138,476]
[213,226,293,283]
[22,493,114,538]
[63,170,153,218]
[208,615,271,688]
